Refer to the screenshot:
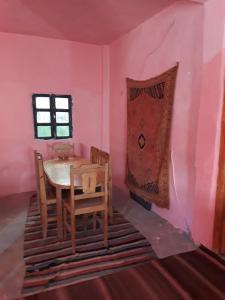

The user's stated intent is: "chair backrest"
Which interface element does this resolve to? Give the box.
[69,163,109,208]
[34,150,41,201]
[34,151,47,206]
[90,146,100,164]
[34,151,49,234]
[90,147,110,166]
[98,150,110,166]
[49,142,74,159]
[89,147,112,204]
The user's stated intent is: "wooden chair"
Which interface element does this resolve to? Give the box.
[91,146,113,222]
[34,151,57,238]
[90,147,113,221]
[98,150,113,221]
[34,150,41,205]
[90,146,100,164]
[49,142,75,159]
[63,163,109,253]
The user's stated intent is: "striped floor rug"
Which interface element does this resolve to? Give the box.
[22,198,156,296]
[25,245,225,300]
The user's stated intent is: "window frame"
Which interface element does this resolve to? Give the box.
[32,93,73,140]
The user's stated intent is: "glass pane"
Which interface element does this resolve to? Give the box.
[55,97,69,109]
[36,96,50,109]
[56,112,69,123]
[56,126,69,137]
[37,126,51,138]
[37,111,51,123]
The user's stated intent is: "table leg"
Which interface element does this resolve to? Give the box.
[56,188,63,240]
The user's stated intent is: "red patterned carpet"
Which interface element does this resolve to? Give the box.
[24,245,225,300]
[21,198,156,296]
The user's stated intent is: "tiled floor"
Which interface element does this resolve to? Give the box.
[0,189,197,299]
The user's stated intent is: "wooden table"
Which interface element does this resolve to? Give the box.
[44,157,91,239]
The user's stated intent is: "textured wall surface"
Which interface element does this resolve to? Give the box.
[0,32,103,197]
[0,0,224,249]
[109,0,225,247]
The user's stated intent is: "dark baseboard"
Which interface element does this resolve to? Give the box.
[130,191,152,211]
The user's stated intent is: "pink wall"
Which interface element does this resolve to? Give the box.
[110,1,203,230]
[0,32,103,197]
[109,0,225,247]
[192,0,225,247]
[101,46,110,152]
[1,0,224,249]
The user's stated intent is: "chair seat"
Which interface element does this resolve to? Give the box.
[64,197,105,215]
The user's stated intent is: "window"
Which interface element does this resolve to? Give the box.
[32,94,72,139]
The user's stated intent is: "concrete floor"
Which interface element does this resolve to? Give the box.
[0,192,31,300]
[0,190,197,299]
[113,187,197,258]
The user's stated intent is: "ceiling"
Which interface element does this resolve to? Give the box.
[0,0,179,45]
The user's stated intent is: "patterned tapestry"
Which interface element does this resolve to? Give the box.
[126,65,178,208]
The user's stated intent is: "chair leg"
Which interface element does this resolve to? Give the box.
[63,207,67,239]
[71,213,76,253]
[104,210,108,248]
[83,214,88,231]
[42,223,48,239]
[93,212,97,231]
[41,208,47,239]
[109,207,113,224]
